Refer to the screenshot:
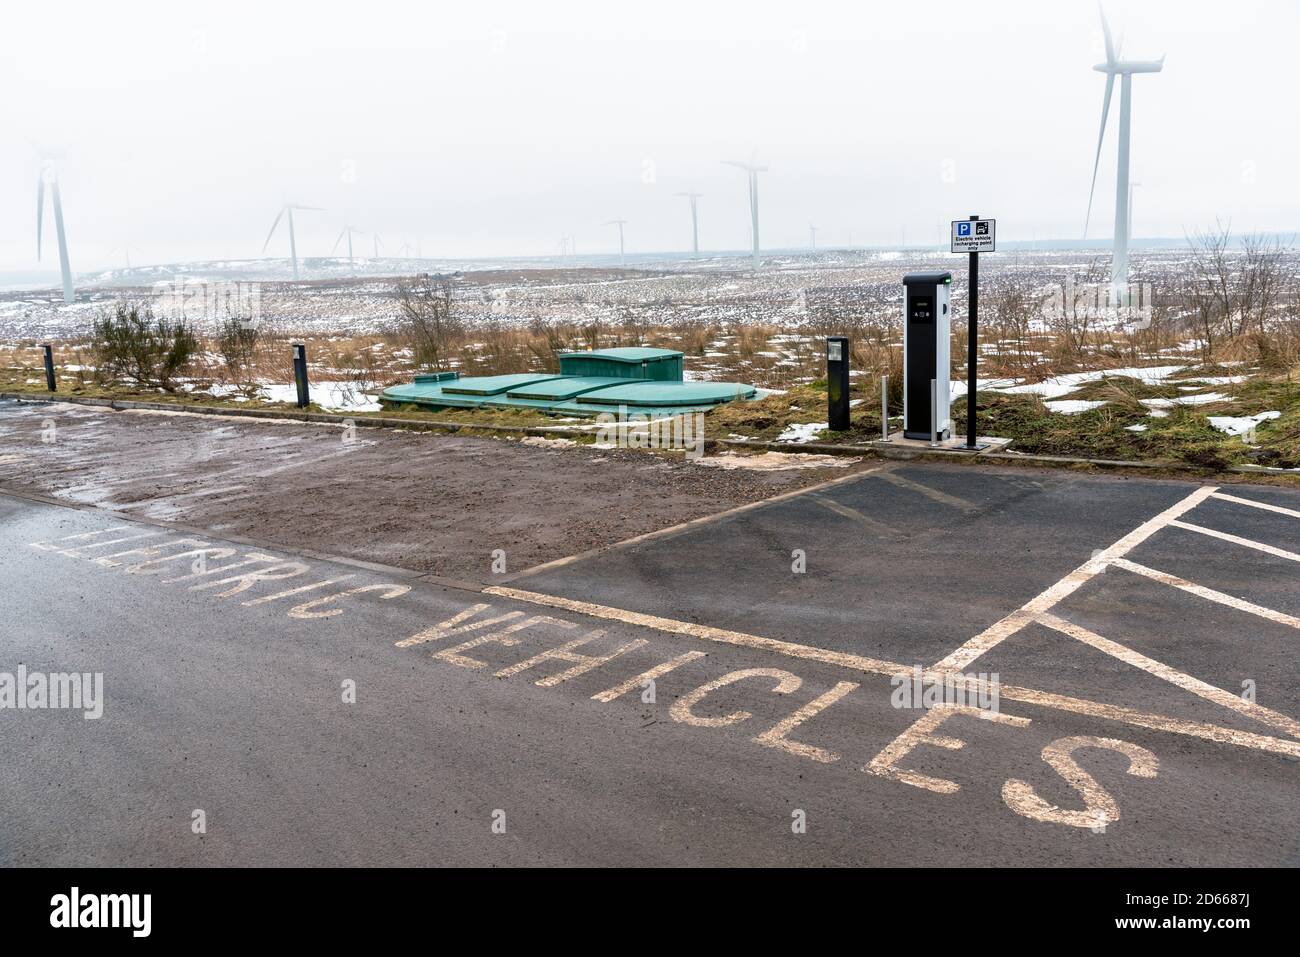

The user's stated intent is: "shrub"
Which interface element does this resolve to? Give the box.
[91,302,198,391]
[216,318,263,395]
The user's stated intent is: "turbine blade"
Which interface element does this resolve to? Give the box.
[1099,1,1116,65]
[332,227,346,254]
[36,177,45,260]
[1084,73,1115,238]
[262,208,285,253]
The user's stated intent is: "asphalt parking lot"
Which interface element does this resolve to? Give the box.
[1,403,1298,866]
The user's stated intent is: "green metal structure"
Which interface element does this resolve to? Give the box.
[381,347,757,417]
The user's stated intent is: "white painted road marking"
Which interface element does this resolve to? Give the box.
[1109,557,1300,630]
[933,485,1219,672]
[1168,519,1300,563]
[1211,491,1300,520]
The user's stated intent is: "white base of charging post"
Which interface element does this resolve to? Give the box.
[871,434,1011,454]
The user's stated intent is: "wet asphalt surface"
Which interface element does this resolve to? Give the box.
[1,401,1299,866]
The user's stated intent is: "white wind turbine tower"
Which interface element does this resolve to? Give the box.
[263,203,323,280]
[723,157,767,271]
[809,225,818,250]
[332,225,364,264]
[36,155,75,303]
[604,219,627,268]
[675,192,702,258]
[372,233,384,258]
[1084,2,1164,302]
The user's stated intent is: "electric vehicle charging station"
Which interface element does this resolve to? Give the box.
[902,272,952,441]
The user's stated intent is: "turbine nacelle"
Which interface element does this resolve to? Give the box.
[1093,57,1165,75]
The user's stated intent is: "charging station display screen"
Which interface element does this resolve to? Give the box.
[909,297,934,323]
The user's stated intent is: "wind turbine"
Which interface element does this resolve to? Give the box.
[723,157,767,271]
[675,192,702,258]
[604,220,627,268]
[263,204,323,280]
[372,233,384,258]
[109,244,143,270]
[36,155,75,303]
[809,225,818,250]
[1127,181,1141,244]
[332,225,364,264]
[1084,2,1164,301]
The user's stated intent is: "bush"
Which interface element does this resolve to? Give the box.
[92,302,198,391]
[395,274,462,371]
[216,318,263,395]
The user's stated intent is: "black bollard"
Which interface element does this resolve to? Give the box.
[292,343,309,408]
[826,336,850,432]
[43,344,56,391]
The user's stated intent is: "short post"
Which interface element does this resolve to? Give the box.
[930,378,939,447]
[826,336,850,432]
[292,343,310,408]
[880,375,889,441]
[42,344,56,392]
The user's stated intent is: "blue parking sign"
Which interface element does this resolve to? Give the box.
[957,222,972,237]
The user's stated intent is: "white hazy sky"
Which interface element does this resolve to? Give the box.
[2,0,1297,270]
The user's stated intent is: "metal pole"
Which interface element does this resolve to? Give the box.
[880,375,889,441]
[293,343,310,408]
[930,378,939,448]
[966,214,979,450]
[43,344,56,391]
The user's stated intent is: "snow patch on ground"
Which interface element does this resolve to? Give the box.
[1207,410,1281,438]
[1043,399,1107,415]
[775,421,828,444]
[694,451,859,471]
[257,381,380,413]
[1141,392,1227,409]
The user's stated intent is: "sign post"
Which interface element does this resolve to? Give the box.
[950,216,994,451]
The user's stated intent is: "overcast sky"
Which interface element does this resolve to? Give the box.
[2,0,1297,270]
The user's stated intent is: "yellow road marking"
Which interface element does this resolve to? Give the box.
[591,651,707,703]
[865,706,1032,794]
[669,668,802,728]
[1002,735,1158,829]
[811,494,896,535]
[876,470,979,513]
[934,485,1219,672]
[485,584,1300,758]
[501,464,888,582]
[755,680,860,763]
[1109,558,1300,630]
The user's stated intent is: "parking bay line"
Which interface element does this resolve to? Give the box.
[1038,611,1300,741]
[1212,491,1300,520]
[1168,519,1300,563]
[875,470,980,514]
[498,463,890,584]
[1109,557,1300,630]
[483,584,1300,759]
[932,485,1220,673]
